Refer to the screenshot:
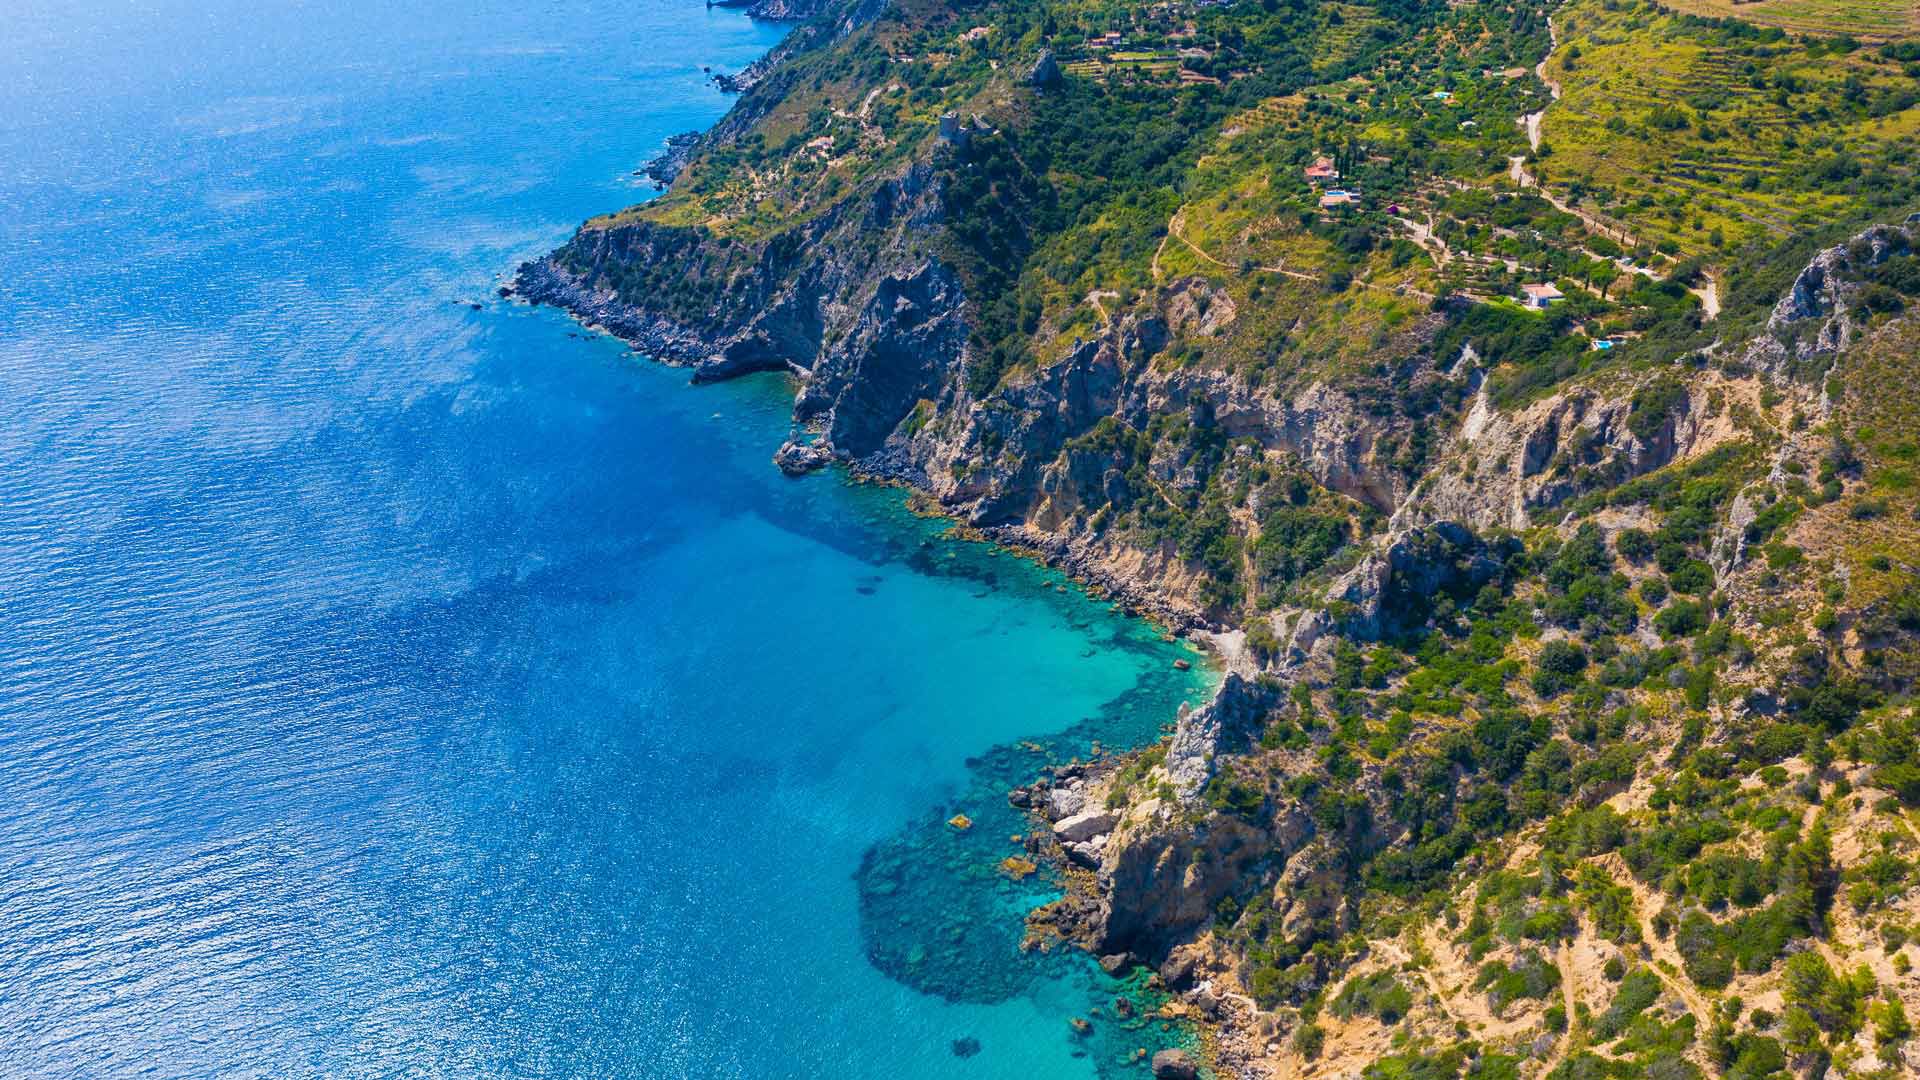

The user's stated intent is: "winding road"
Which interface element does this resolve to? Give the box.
[1518,14,1562,154]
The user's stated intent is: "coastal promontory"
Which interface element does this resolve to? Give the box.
[522,0,1920,1072]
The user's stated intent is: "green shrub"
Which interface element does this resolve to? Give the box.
[1293,1021,1326,1060]
[1655,601,1707,639]
[1475,948,1561,1012]
[1628,378,1688,442]
[1594,968,1663,1040]
[1666,560,1713,595]
[1533,639,1590,697]
[1331,970,1415,1025]
[1615,528,1655,562]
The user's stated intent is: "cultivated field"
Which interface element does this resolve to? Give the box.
[1657,0,1918,41]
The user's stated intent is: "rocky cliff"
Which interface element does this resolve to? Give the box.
[523,0,1920,1070]
[707,0,838,24]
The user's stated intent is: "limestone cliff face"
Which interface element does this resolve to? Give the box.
[796,259,970,456]
[514,221,775,374]
[1163,674,1274,800]
[1055,224,1913,1001]
[940,354,1416,523]
[519,189,1739,630]
[1095,810,1290,960]
[1406,380,1694,532]
[515,162,966,462]
[1742,220,1914,383]
[892,311,1451,624]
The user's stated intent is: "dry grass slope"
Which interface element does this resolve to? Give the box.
[1536,0,1920,256]
[1656,0,1919,41]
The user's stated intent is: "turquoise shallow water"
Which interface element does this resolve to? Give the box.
[0,1,1211,1077]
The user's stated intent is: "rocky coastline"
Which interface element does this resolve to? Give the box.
[510,260,1232,636]
[636,131,701,190]
[509,192,1263,1080]
[702,0,833,24]
[507,0,1920,1063]
[508,206,1896,1077]
[1006,699,1286,1080]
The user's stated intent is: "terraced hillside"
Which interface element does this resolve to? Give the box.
[1658,0,1919,40]
[1536,0,1920,260]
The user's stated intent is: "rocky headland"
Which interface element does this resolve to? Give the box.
[516,0,1920,1071]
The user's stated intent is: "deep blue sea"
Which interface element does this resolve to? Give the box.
[0,2,1212,1077]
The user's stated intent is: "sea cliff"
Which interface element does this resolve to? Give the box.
[522,0,1920,1072]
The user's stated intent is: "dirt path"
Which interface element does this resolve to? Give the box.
[1215,985,1262,1014]
[1539,942,1581,1074]
[1395,927,1544,1044]
[1164,207,1436,301]
[1167,209,1319,283]
[1508,154,1639,251]
[1375,939,1468,1025]
[1391,213,1450,267]
[1088,288,1120,326]
[1691,271,1721,320]
[1506,12,1645,256]
[1392,205,1632,295]
[1519,14,1562,153]
[1595,853,1717,1027]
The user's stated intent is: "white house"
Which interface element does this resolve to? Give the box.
[1521,282,1564,309]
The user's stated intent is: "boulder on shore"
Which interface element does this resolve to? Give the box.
[1052,809,1118,844]
[1151,1048,1200,1080]
[773,440,833,475]
[1047,781,1087,819]
[1065,837,1105,868]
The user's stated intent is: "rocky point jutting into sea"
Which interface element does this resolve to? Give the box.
[514,0,1920,1072]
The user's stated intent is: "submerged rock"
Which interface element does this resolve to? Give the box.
[998,856,1038,880]
[951,1036,981,1058]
